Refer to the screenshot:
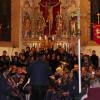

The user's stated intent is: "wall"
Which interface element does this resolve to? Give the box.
[0,0,20,47]
[80,0,90,45]
[80,0,100,66]
[0,0,99,57]
[80,0,100,46]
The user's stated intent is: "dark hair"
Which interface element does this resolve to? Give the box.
[0,63,8,74]
[37,51,45,57]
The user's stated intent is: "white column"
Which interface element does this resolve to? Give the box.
[78,38,81,93]
[77,0,81,93]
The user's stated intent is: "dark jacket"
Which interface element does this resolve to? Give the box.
[28,59,49,86]
[90,55,99,68]
[0,74,12,100]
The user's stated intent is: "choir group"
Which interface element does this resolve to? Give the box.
[0,46,100,100]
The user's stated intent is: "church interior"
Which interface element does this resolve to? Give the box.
[0,0,100,58]
[0,0,100,100]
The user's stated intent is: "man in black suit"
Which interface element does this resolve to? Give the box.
[90,50,99,69]
[0,66,11,100]
[22,51,49,100]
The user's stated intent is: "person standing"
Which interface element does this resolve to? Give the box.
[22,51,49,100]
[90,50,99,69]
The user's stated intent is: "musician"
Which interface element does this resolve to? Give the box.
[47,69,71,100]
[0,64,20,100]
[68,70,79,100]
[21,51,49,100]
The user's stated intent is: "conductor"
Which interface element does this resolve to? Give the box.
[22,51,49,100]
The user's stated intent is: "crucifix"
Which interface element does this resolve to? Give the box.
[46,1,53,36]
[40,0,60,35]
[97,12,100,24]
[40,1,53,36]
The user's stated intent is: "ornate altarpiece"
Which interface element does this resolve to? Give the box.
[21,0,79,51]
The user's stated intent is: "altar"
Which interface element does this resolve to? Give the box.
[21,0,79,51]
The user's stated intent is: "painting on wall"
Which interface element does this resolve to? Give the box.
[0,0,20,47]
[0,0,11,41]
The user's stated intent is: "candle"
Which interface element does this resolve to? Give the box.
[39,36,42,40]
[52,36,54,40]
[44,35,47,40]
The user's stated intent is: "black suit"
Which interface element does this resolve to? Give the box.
[0,74,11,100]
[25,58,49,100]
[90,54,99,68]
[28,59,49,86]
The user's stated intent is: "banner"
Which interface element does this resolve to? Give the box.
[93,24,100,44]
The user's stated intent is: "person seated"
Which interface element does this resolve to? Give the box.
[88,65,95,80]
[47,70,72,100]
[68,71,79,100]
[11,55,19,66]
[81,66,90,90]
[81,68,100,100]
[0,65,21,100]
[71,64,79,80]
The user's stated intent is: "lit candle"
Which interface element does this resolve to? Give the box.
[59,42,61,46]
[36,43,37,48]
[39,36,42,40]
[52,36,54,40]
[32,43,34,47]
[44,35,47,40]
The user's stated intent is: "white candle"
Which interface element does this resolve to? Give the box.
[35,43,37,48]
[39,36,42,40]
[44,35,47,40]
[52,36,54,40]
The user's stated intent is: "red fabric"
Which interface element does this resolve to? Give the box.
[40,0,60,35]
[93,24,100,44]
[40,3,49,35]
[84,88,100,100]
[40,0,59,5]
[51,4,60,34]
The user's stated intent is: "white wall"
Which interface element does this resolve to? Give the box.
[0,47,21,56]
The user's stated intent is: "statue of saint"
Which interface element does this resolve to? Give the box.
[55,12,64,35]
[22,0,33,38]
[40,0,61,35]
[34,11,46,35]
[70,18,77,35]
[23,17,32,38]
